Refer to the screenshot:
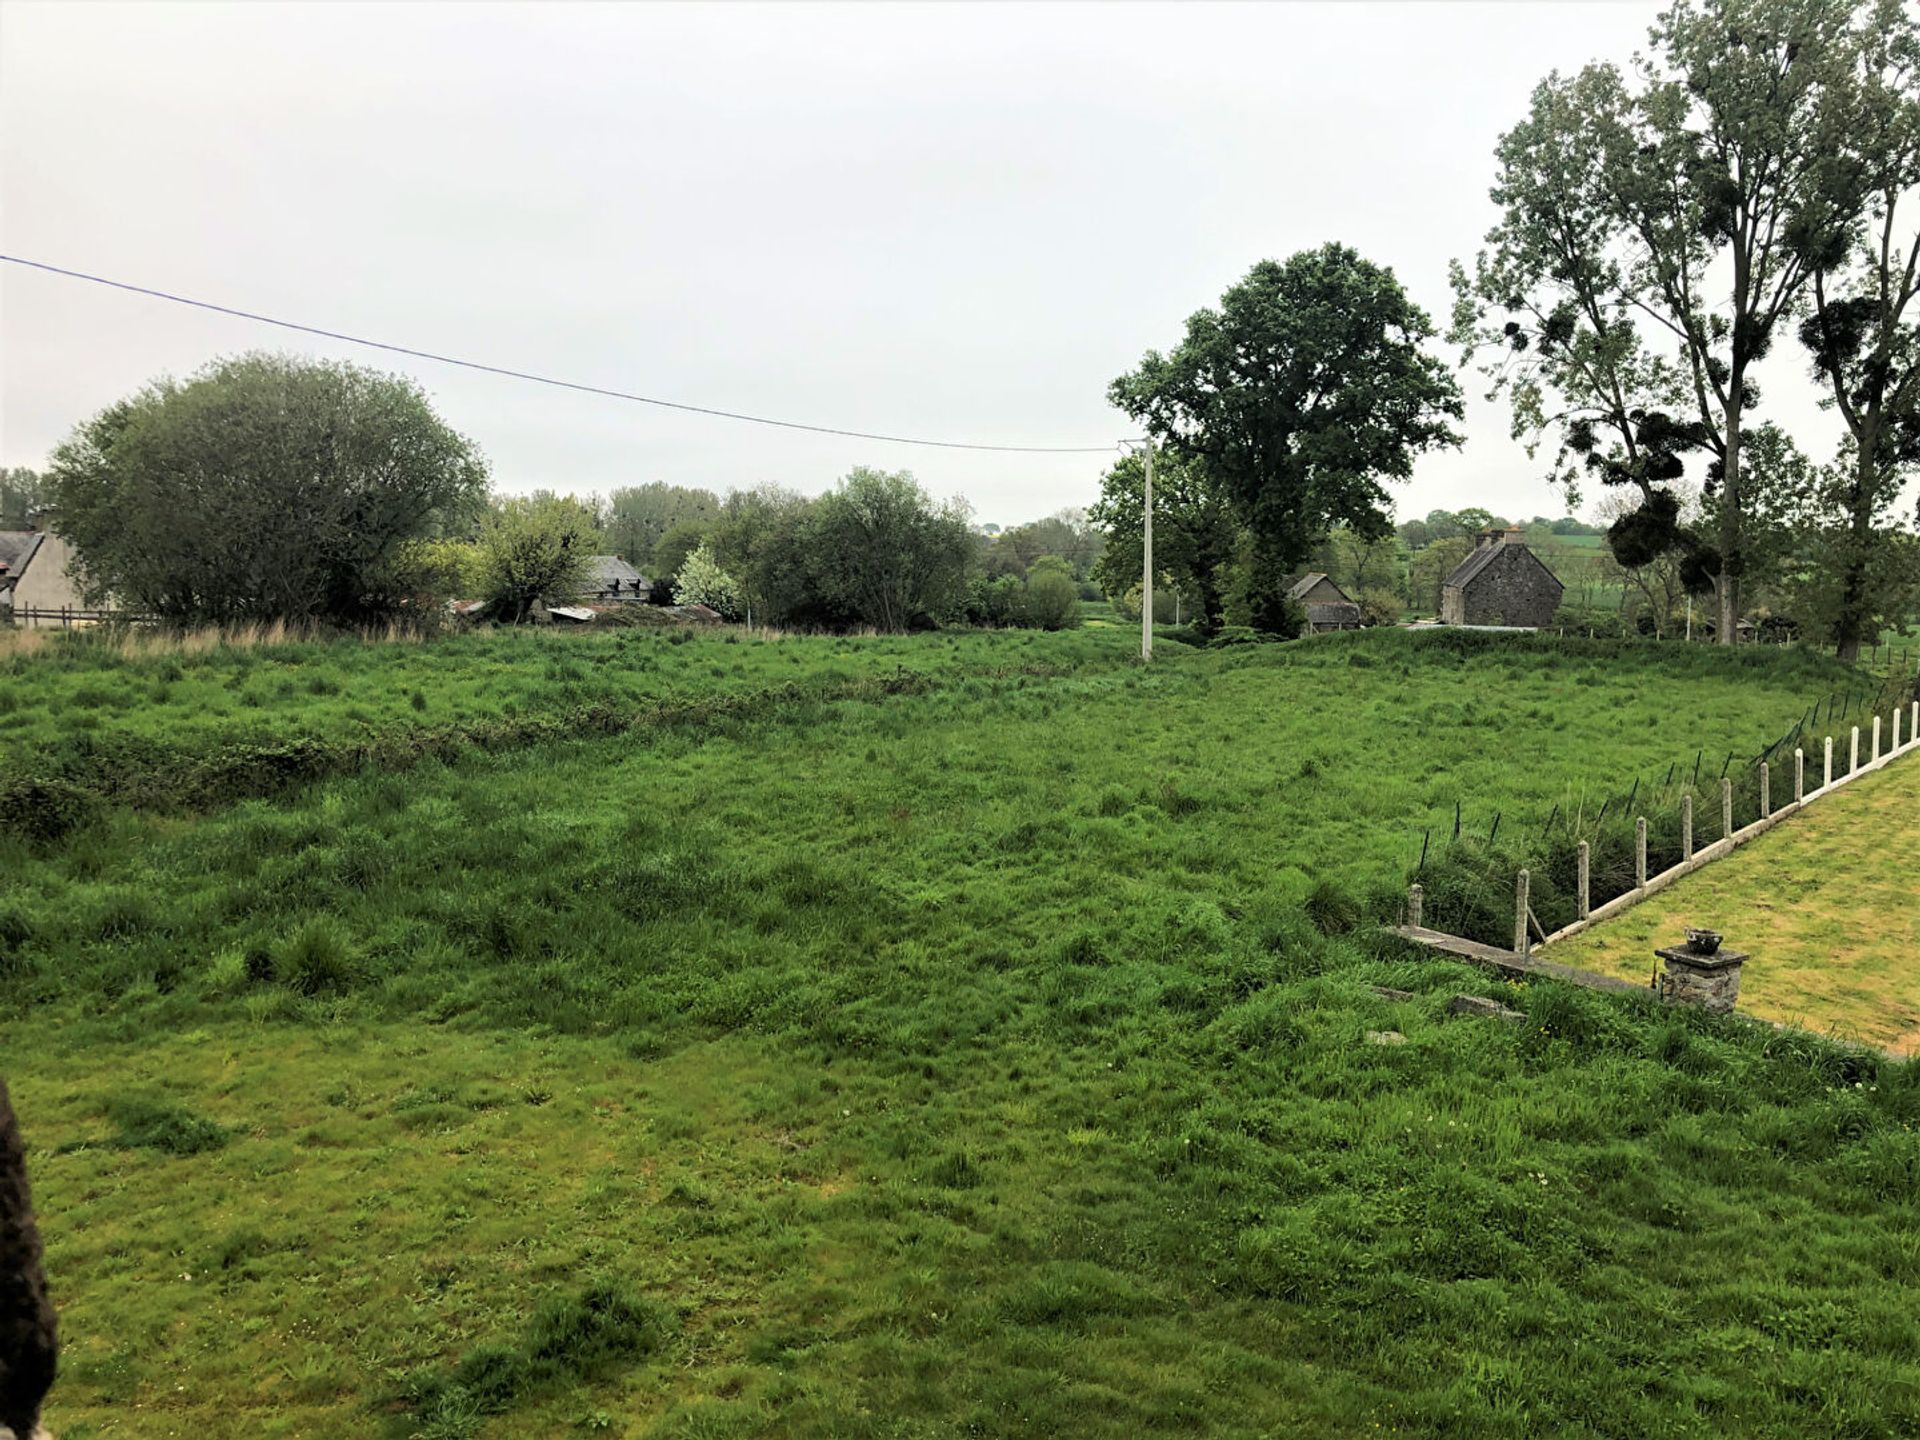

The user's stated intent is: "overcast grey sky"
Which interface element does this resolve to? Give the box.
[0,1,1848,527]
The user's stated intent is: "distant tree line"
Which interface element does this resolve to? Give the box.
[25,353,1097,635]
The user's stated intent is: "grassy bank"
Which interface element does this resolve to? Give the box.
[0,629,1863,1027]
[13,943,1918,1439]
[0,624,1128,808]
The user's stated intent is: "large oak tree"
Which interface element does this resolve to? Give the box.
[1110,245,1462,633]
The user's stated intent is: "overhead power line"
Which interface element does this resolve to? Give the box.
[0,254,1121,455]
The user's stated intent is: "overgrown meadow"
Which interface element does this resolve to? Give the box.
[3,623,1916,1439]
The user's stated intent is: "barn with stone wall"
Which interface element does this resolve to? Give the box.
[1440,530,1563,628]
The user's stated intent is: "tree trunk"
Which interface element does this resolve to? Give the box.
[1197,567,1225,636]
[1716,394,1744,646]
[1832,428,1880,665]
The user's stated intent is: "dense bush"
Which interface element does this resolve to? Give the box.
[0,776,99,847]
[46,352,486,626]
[1020,563,1083,631]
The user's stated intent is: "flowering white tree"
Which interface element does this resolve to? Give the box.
[673,543,742,619]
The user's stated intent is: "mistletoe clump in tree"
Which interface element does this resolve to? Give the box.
[1110,245,1462,635]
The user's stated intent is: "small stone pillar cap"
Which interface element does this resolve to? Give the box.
[1654,943,1748,974]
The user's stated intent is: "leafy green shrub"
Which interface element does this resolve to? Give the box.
[1021,570,1084,631]
[1208,626,1276,648]
[108,1096,227,1155]
[195,736,342,802]
[0,776,99,846]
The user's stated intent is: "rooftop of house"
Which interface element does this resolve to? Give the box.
[1286,572,1346,602]
[584,554,648,594]
[0,531,44,581]
[1442,527,1561,592]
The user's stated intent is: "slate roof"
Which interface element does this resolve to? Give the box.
[1286,572,1341,602]
[0,531,43,580]
[584,555,648,593]
[1443,537,1562,594]
[1442,543,1503,591]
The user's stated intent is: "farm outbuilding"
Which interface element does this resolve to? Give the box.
[1440,529,1563,629]
[1286,573,1363,632]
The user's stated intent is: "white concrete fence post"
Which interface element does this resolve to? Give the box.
[1577,841,1590,920]
[1825,735,1835,788]
[1681,794,1693,860]
[1851,726,1860,774]
[1636,816,1648,889]
[1872,715,1882,763]
[1407,882,1423,929]
[1911,701,1918,746]
[1514,869,1530,956]
[1722,777,1734,838]
[1794,748,1804,804]
[1760,762,1771,819]
[1895,707,1904,753]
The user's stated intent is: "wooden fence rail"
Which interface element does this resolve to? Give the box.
[4,606,153,628]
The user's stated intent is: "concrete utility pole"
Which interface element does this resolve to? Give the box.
[1141,438,1154,663]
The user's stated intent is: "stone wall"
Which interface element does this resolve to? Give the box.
[1443,545,1562,627]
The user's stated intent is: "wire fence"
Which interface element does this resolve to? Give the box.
[1408,662,1920,948]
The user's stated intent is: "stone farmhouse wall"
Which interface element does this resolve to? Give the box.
[1442,545,1562,627]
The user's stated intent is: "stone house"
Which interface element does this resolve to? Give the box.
[1286,573,1364,632]
[1440,529,1563,628]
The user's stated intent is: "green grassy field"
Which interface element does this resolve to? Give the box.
[4,625,1917,1439]
[0,624,1123,795]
